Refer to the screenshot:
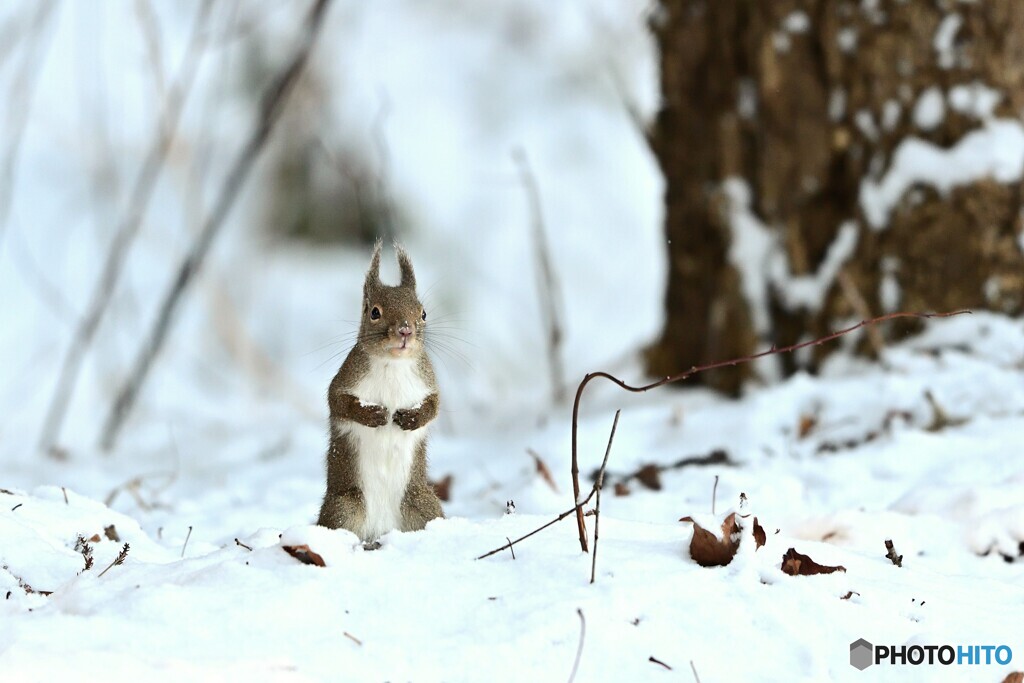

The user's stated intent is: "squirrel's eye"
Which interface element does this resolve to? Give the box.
[370,307,381,320]
[421,310,426,321]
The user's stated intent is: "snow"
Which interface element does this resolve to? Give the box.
[948,81,1002,120]
[934,14,963,69]
[782,11,810,34]
[2,2,1024,681]
[769,220,859,312]
[722,178,775,336]
[913,86,945,130]
[860,119,1024,229]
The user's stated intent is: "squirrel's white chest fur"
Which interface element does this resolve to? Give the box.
[337,355,431,540]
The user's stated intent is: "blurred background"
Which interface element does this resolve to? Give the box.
[1,0,1022,539]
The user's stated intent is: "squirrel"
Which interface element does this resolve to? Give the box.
[317,239,444,541]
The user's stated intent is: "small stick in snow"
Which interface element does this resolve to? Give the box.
[590,410,621,584]
[567,608,585,683]
[181,526,193,558]
[235,538,253,551]
[505,538,516,561]
[98,543,130,577]
[61,487,68,504]
[690,660,701,682]
[10,503,22,511]
[884,539,903,567]
[711,475,719,515]
[569,310,972,552]
[343,631,363,647]
[648,656,672,671]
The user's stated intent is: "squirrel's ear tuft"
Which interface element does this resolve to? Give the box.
[395,241,416,288]
[365,238,383,290]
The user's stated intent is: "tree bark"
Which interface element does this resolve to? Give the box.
[646,0,1024,394]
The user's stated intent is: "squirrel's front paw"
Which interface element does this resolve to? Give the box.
[355,402,388,428]
[392,408,421,431]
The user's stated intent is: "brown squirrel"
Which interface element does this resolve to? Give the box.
[317,239,444,541]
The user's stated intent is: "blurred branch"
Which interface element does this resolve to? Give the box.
[133,0,167,104]
[513,147,567,405]
[0,0,58,254]
[37,0,214,456]
[99,0,334,451]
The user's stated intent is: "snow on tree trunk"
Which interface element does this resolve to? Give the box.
[645,0,1024,395]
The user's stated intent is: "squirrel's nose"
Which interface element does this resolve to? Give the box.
[398,323,412,338]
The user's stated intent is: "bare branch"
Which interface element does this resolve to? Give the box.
[99,0,333,451]
[570,310,971,551]
[37,0,214,456]
[590,410,620,584]
[0,0,57,253]
[513,147,567,405]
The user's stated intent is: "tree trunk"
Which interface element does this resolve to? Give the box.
[646,0,1024,395]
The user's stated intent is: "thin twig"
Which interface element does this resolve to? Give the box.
[690,660,702,682]
[61,487,68,505]
[506,537,515,561]
[591,410,621,584]
[884,539,903,567]
[180,526,193,558]
[513,147,567,405]
[649,656,673,671]
[37,0,214,455]
[0,0,57,254]
[567,608,585,683]
[711,475,719,515]
[570,310,970,551]
[98,543,130,577]
[343,631,363,647]
[99,0,333,451]
[235,538,253,551]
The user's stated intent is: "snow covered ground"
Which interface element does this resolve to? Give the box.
[2,1,1024,681]
[3,311,1023,682]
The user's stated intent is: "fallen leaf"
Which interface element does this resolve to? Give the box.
[526,449,559,493]
[781,547,846,576]
[635,465,662,491]
[798,414,817,439]
[430,474,453,502]
[753,517,766,550]
[104,525,120,542]
[282,544,326,567]
[613,482,630,497]
[88,534,101,543]
[681,513,740,567]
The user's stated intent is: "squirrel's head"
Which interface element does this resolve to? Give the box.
[359,239,426,359]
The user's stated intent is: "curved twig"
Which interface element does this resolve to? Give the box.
[570,310,970,551]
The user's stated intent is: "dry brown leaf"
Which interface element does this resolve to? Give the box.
[282,544,326,567]
[88,534,101,543]
[635,464,662,491]
[753,517,766,550]
[682,513,740,567]
[781,547,846,576]
[1000,673,1024,683]
[527,449,559,493]
[798,414,817,439]
[613,482,630,497]
[430,474,453,502]
[104,525,120,542]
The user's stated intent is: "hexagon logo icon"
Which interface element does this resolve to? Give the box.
[850,639,874,670]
